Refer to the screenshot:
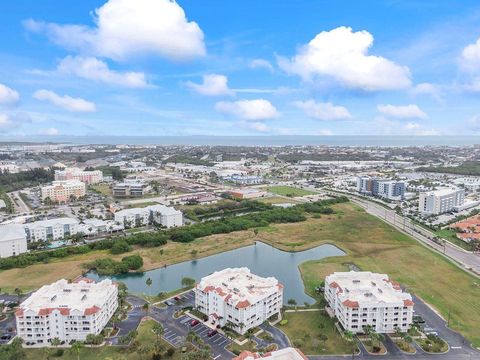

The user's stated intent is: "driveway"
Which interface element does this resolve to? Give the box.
[108,295,146,345]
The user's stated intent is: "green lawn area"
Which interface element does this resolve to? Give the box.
[89,183,112,196]
[23,319,181,360]
[267,185,317,197]
[416,336,449,353]
[279,311,356,355]
[295,203,480,348]
[435,228,473,251]
[126,201,161,208]
[257,196,300,204]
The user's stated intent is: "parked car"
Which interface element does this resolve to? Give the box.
[190,319,199,326]
[207,329,218,337]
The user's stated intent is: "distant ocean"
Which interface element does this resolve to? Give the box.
[0,135,479,147]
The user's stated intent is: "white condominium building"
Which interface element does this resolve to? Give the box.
[55,167,103,184]
[112,179,150,198]
[325,271,414,334]
[195,267,283,335]
[0,224,28,258]
[234,347,307,360]
[418,187,465,214]
[41,180,86,203]
[15,278,118,345]
[24,218,80,242]
[114,204,182,228]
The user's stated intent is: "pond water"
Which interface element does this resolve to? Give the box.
[87,242,345,304]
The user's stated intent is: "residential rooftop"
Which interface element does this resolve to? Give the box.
[16,278,116,316]
[0,224,26,242]
[197,267,282,309]
[326,271,413,308]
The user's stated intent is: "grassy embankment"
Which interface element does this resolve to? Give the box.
[1,202,479,347]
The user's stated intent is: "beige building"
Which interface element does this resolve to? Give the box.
[54,167,103,184]
[41,180,86,203]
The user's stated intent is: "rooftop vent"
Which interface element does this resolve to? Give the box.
[353,279,360,284]
[81,294,87,301]
[50,295,57,302]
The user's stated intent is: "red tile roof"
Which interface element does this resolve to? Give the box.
[84,305,101,315]
[235,300,251,309]
[403,299,414,307]
[342,299,359,308]
[38,307,70,316]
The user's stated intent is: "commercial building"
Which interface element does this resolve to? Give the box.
[357,177,405,201]
[228,188,267,200]
[54,167,103,184]
[418,187,465,214]
[224,175,264,185]
[195,267,283,335]
[41,180,86,203]
[114,204,182,228]
[234,348,307,360]
[0,224,28,258]
[112,179,150,198]
[15,278,118,345]
[325,271,414,334]
[24,218,80,242]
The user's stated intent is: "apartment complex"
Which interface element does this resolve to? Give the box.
[418,187,465,214]
[234,347,307,360]
[357,177,405,201]
[325,271,414,334]
[54,167,103,184]
[0,224,28,258]
[15,278,118,345]
[195,267,283,335]
[41,180,86,203]
[112,179,150,198]
[114,204,182,228]
[24,218,80,242]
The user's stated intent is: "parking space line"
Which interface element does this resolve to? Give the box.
[213,355,221,360]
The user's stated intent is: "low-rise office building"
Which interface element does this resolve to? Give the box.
[114,204,182,228]
[0,224,28,258]
[195,267,283,335]
[41,180,86,203]
[54,167,103,184]
[228,188,267,200]
[24,218,80,242]
[418,187,465,214]
[15,278,118,345]
[325,271,414,334]
[112,179,150,198]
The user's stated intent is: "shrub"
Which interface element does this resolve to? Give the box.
[110,240,131,254]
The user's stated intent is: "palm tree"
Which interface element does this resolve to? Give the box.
[14,287,22,302]
[344,330,354,342]
[394,326,403,339]
[70,341,84,360]
[51,337,61,349]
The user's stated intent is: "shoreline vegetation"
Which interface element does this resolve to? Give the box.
[0,201,479,347]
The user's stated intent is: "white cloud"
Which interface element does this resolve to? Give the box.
[410,82,444,102]
[468,115,480,130]
[0,84,20,105]
[185,74,234,96]
[215,99,280,121]
[38,127,59,135]
[377,104,427,119]
[33,89,96,112]
[246,121,270,133]
[278,26,411,91]
[0,112,31,132]
[460,37,480,72]
[294,100,352,121]
[25,0,205,61]
[58,56,148,88]
[249,59,274,72]
[405,122,421,130]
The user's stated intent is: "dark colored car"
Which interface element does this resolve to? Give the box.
[207,329,218,337]
[190,319,199,326]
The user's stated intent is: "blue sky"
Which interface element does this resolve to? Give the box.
[2,0,480,137]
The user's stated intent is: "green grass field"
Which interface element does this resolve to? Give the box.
[435,228,472,251]
[280,311,355,355]
[89,183,112,196]
[267,185,316,197]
